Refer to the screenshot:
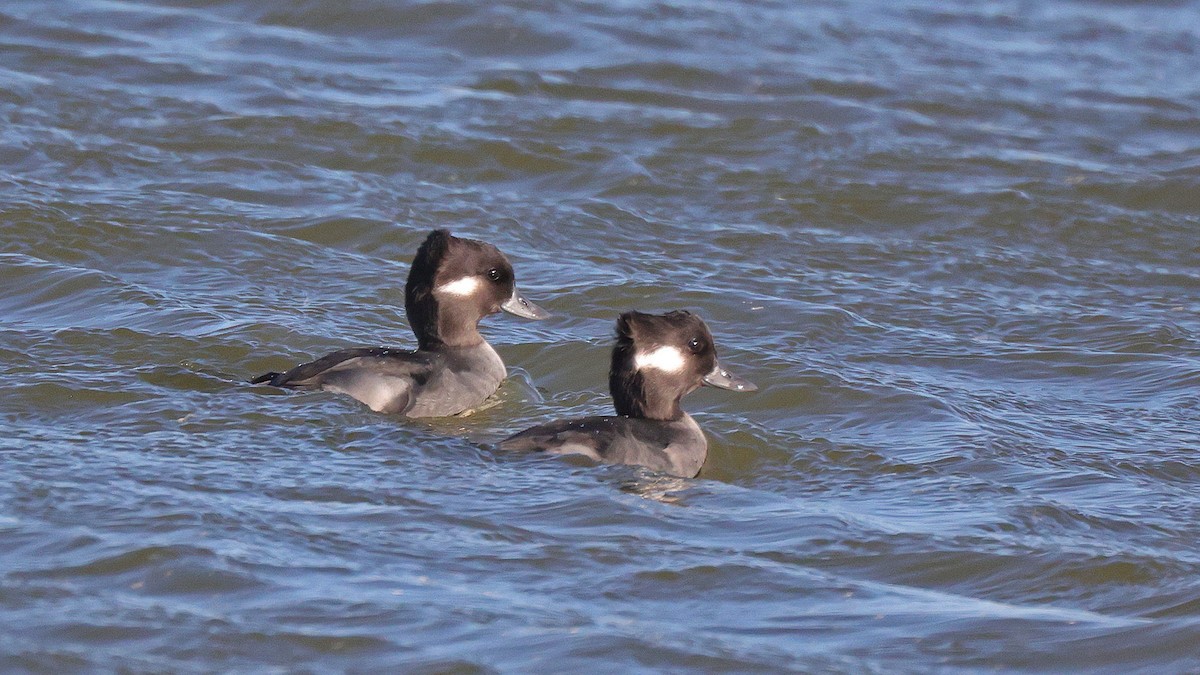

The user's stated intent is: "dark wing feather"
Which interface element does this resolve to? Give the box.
[499,417,615,454]
[500,416,675,468]
[252,347,435,389]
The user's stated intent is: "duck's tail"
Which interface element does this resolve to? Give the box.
[249,371,281,385]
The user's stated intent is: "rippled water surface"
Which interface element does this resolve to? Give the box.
[3,0,1199,671]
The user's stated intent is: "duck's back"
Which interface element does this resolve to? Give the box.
[252,347,434,414]
[499,413,707,477]
[252,343,505,417]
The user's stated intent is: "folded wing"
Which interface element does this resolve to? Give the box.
[251,347,436,414]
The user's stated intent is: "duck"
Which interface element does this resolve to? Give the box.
[500,310,755,477]
[251,229,547,417]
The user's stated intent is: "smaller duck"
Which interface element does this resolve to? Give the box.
[500,310,755,477]
[251,229,547,417]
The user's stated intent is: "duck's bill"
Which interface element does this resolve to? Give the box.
[501,288,550,319]
[702,362,757,392]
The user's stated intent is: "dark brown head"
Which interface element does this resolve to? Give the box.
[609,310,755,421]
[404,230,548,349]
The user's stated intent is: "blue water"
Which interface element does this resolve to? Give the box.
[2,0,1199,671]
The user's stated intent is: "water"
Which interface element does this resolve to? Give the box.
[2,0,1199,670]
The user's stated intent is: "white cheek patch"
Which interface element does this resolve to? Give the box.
[435,276,482,297]
[634,345,686,373]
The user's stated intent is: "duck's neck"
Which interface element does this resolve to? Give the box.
[411,301,484,350]
[610,370,684,421]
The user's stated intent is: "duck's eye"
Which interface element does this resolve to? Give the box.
[487,268,503,282]
[687,337,703,353]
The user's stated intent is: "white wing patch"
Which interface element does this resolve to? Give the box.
[634,345,686,373]
[436,276,482,296]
